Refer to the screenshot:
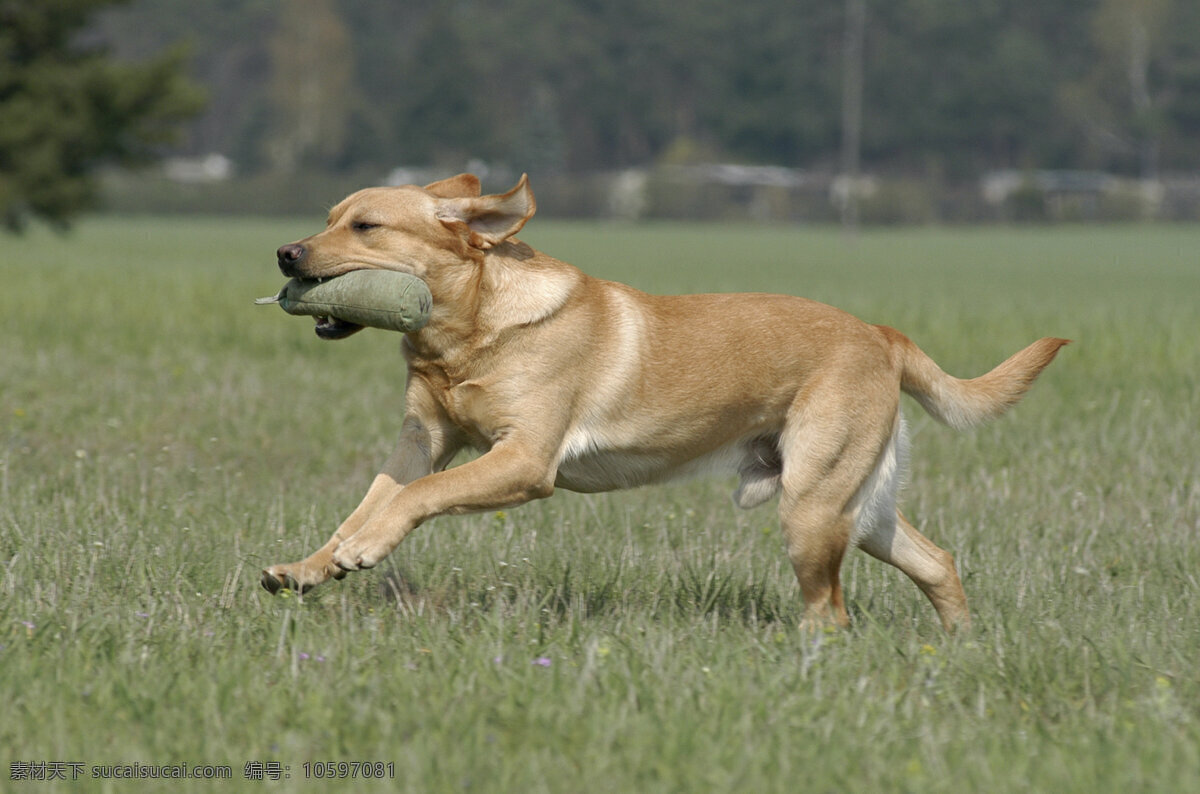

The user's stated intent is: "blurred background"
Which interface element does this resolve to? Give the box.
[4,0,1200,227]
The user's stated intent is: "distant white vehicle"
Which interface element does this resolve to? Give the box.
[163,153,234,183]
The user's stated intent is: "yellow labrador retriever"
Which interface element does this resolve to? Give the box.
[261,174,1067,630]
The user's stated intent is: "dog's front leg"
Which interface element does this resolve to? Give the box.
[330,440,556,572]
[261,416,458,594]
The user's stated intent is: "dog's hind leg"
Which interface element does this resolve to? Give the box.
[856,509,970,631]
[777,406,889,630]
[781,497,855,630]
[845,410,970,631]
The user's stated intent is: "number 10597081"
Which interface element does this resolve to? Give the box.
[302,761,395,779]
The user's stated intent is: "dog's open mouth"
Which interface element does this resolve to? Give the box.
[313,315,365,340]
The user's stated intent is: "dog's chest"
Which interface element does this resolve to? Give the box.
[408,360,502,447]
[439,379,508,448]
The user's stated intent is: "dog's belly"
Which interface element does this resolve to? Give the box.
[553,449,670,492]
[552,433,764,494]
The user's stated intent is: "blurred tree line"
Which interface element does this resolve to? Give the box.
[4,0,1198,227]
[97,0,1199,179]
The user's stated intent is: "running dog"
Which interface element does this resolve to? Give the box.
[261,173,1068,630]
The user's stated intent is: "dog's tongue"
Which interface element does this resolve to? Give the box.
[313,316,364,340]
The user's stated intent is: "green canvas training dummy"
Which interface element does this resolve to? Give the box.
[257,270,432,339]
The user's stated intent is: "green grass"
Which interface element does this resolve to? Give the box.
[2,216,1198,792]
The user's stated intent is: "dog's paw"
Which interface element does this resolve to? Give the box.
[261,567,292,594]
[260,561,345,594]
[331,535,388,572]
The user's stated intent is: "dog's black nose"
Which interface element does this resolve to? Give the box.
[277,243,305,276]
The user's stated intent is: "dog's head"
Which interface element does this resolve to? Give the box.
[275,174,536,338]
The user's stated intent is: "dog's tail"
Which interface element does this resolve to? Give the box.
[883,329,1069,430]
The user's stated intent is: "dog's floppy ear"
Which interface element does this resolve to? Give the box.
[435,174,536,249]
[424,173,481,199]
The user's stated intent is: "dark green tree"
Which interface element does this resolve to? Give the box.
[0,0,204,229]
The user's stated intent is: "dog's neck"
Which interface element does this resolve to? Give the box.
[404,240,581,365]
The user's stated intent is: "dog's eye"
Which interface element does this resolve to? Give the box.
[352,221,380,232]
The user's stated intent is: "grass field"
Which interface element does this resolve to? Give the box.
[2,216,1198,792]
